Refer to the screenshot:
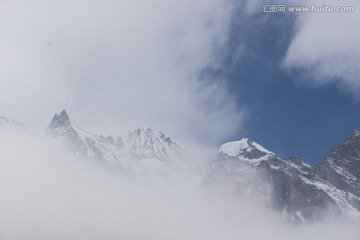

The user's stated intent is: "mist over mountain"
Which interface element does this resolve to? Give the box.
[46,110,195,185]
[45,110,360,223]
[0,110,360,239]
[2,0,359,239]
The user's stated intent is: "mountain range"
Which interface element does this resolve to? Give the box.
[46,110,193,185]
[1,110,359,223]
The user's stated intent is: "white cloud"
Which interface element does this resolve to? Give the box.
[0,0,242,145]
[283,0,360,97]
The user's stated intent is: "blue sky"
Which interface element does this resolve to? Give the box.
[218,6,360,165]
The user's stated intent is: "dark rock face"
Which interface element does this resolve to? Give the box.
[204,137,360,222]
[48,110,71,130]
[47,110,88,157]
[315,131,360,197]
[257,159,340,221]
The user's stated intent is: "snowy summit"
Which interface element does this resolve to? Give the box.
[219,138,273,157]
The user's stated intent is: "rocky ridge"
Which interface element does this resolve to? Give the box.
[204,138,360,222]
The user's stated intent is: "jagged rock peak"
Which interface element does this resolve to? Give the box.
[127,126,176,145]
[131,126,153,134]
[219,138,273,157]
[48,110,71,130]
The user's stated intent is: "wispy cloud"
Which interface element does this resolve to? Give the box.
[283,0,360,98]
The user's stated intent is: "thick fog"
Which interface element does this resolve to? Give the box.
[0,0,243,144]
[0,126,359,240]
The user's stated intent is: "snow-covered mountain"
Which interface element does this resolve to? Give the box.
[315,130,360,197]
[2,110,360,222]
[204,138,360,222]
[47,110,192,184]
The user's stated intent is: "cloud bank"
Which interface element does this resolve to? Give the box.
[0,117,359,240]
[0,0,242,144]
